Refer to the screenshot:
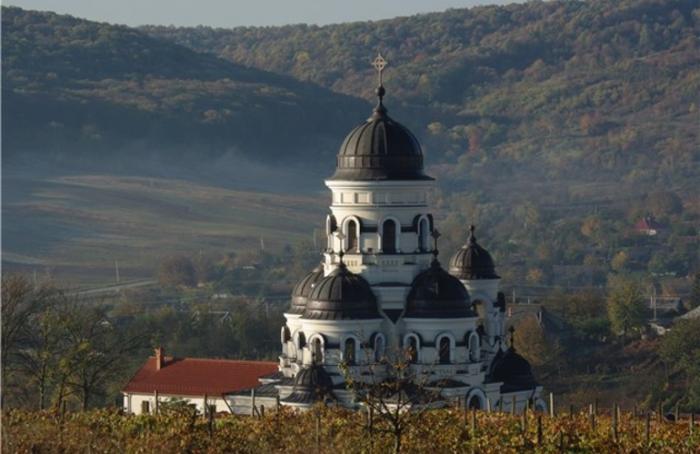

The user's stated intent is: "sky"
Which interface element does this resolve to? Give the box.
[4,0,518,28]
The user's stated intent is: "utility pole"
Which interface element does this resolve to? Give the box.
[115,260,120,284]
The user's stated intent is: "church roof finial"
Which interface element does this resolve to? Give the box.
[468,224,477,244]
[372,53,388,116]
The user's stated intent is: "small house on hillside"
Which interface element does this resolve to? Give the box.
[635,216,664,236]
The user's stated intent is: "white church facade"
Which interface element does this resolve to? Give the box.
[123,55,544,415]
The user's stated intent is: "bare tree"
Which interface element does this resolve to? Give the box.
[339,346,444,454]
[1,275,54,407]
[56,297,147,410]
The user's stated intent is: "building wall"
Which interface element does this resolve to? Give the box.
[124,393,231,415]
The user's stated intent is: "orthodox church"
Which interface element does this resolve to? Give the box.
[123,55,544,415]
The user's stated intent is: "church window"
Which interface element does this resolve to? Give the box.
[439,336,451,364]
[347,220,358,252]
[469,333,480,362]
[405,335,419,363]
[311,337,323,364]
[418,217,429,252]
[374,334,385,362]
[298,332,306,349]
[382,219,397,253]
[344,338,356,365]
[281,326,291,344]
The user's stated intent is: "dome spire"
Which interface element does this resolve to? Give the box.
[468,224,477,244]
[372,53,388,116]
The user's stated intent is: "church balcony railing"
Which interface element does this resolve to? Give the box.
[332,252,432,269]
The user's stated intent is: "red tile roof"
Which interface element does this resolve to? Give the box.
[123,356,278,397]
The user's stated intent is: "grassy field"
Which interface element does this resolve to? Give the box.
[2,174,326,286]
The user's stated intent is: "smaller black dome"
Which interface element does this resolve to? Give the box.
[303,263,381,320]
[405,260,475,318]
[281,364,334,404]
[488,348,538,392]
[288,264,325,314]
[449,225,499,280]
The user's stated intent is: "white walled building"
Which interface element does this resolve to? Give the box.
[124,57,544,415]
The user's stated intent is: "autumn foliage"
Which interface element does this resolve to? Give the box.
[3,406,698,453]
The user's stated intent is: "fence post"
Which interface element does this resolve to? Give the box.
[208,404,214,438]
[537,415,543,445]
[260,405,265,418]
[658,401,663,422]
[276,395,281,411]
[558,430,564,451]
[522,406,528,434]
[154,390,159,415]
[511,395,517,416]
[569,404,574,418]
[315,411,321,453]
[645,412,651,445]
[471,407,477,437]
[612,402,618,442]
[690,413,695,435]
[486,397,491,413]
[589,408,596,431]
[251,389,256,417]
[549,392,555,418]
[499,397,503,413]
[674,402,679,422]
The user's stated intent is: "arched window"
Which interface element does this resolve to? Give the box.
[418,218,429,252]
[344,338,356,365]
[297,332,306,350]
[374,334,385,362]
[347,220,358,252]
[281,326,291,344]
[468,332,480,362]
[382,219,397,254]
[326,215,337,251]
[405,335,419,363]
[311,337,323,364]
[439,336,451,364]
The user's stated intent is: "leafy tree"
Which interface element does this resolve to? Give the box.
[611,251,629,272]
[606,275,647,337]
[158,255,197,288]
[658,319,700,410]
[690,272,700,309]
[514,316,564,375]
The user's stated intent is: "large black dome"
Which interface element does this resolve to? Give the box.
[488,348,538,392]
[302,263,381,320]
[288,264,325,314]
[449,226,499,280]
[405,260,475,318]
[328,100,433,181]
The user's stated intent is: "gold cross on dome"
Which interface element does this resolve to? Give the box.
[373,53,387,85]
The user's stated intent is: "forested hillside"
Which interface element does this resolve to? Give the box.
[2,7,368,168]
[145,0,699,186]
